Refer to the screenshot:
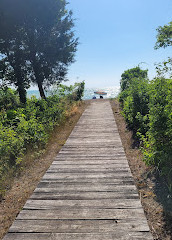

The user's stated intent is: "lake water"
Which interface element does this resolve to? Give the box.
[27,86,120,100]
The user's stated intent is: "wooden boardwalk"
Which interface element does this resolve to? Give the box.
[3,100,152,240]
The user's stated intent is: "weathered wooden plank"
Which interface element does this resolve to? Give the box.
[8,219,150,233]
[43,177,133,184]
[47,166,130,171]
[42,172,133,178]
[66,137,122,140]
[39,179,134,184]
[63,141,122,144]
[65,141,123,145]
[38,181,134,187]
[50,163,128,168]
[54,156,127,161]
[59,147,123,151]
[56,153,126,157]
[60,135,120,139]
[50,162,129,167]
[59,149,124,154]
[55,153,126,156]
[3,232,153,240]
[51,160,129,165]
[62,145,123,149]
[34,185,137,193]
[38,172,134,179]
[17,208,146,220]
[71,128,119,132]
[57,144,123,148]
[41,176,134,183]
[46,169,131,174]
[30,191,139,200]
[23,199,142,209]
[34,187,137,195]
[75,121,117,125]
[53,160,128,163]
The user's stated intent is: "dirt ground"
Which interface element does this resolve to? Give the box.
[110,99,172,240]
[0,99,172,240]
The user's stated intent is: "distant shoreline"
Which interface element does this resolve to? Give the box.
[27,86,120,100]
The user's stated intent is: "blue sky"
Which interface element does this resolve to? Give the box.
[66,0,172,88]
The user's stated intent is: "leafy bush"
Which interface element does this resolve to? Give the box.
[52,81,85,102]
[0,83,84,196]
[119,67,172,187]
[118,89,129,106]
[72,81,85,101]
[0,87,19,111]
[17,115,48,148]
[0,123,25,175]
[120,66,148,91]
[143,78,172,175]
[122,78,150,136]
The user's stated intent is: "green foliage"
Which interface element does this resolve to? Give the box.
[0,123,25,175]
[155,57,172,79]
[120,66,148,92]
[70,81,85,101]
[52,81,85,101]
[0,87,19,110]
[0,0,78,101]
[153,20,172,181]
[122,78,150,136]
[16,115,48,148]
[0,85,82,195]
[119,67,172,186]
[118,89,129,105]
[155,21,172,49]
[143,78,172,175]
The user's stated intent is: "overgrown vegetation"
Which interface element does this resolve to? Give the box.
[118,67,172,193]
[118,20,172,194]
[143,79,172,187]
[0,0,82,199]
[0,82,85,199]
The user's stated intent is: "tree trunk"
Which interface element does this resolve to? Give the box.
[37,81,46,99]
[18,85,27,104]
[30,53,46,99]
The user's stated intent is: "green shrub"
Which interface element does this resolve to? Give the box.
[118,89,129,106]
[51,81,85,102]
[122,78,150,136]
[120,66,148,92]
[0,123,25,175]
[119,67,172,191]
[17,116,48,148]
[0,83,84,199]
[0,87,19,111]
[143,78,172,176]
[72,81,85,101]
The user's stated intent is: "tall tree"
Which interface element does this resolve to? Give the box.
[120,66,148,91]
[155,21,172,49]
[0,0,78,100]
[154,21,172,78]
[0,1,30,103]
[24,0,78,98]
